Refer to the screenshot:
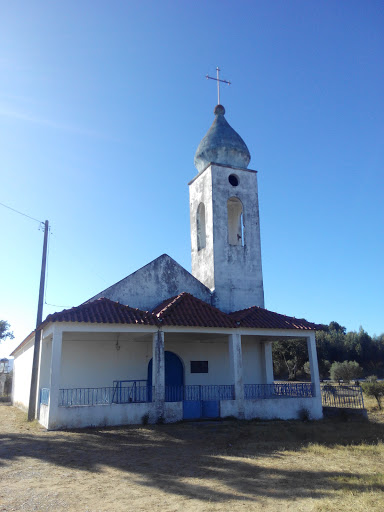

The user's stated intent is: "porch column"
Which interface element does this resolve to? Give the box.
[228,333,244,418]
[307,332,321,397]
[262,341,274,384]
[47,325,63,429]
[152,330,165,419]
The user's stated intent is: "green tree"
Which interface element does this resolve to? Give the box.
[304,359,330,380]
[0,320,14,343]
[329,360,362,383]
[273,339,308,380]
[362,377,384,410]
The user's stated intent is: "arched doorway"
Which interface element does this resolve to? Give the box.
[147,351,184,401]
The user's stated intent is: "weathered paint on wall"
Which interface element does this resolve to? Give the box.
[12,338,34,409]
[38,337,52,390]
[87,254,212,311]
[57,333,265,389]
[39,403,49,428]
[60,334,153,388]
[189,164,264,313]
[221,397,323,420]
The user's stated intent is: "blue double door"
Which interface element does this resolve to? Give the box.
[147,351,219,419]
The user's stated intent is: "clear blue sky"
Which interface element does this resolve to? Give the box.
[1,1,383,357]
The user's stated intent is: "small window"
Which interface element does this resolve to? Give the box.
[190,361,208,373]
[228,174,239,187]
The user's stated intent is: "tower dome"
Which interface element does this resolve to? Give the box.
[194,105,251,173]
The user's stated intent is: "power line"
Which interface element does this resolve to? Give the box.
[45,301,71,309]
[0,201,44,225]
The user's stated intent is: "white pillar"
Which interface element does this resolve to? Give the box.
[307,332,321,398]
[35,330,45,418]
[262,341,274,384]
[152,330,165,419]
[229,333,244,418]
[47,325,63,429]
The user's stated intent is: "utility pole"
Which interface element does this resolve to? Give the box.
[28,220,49,421]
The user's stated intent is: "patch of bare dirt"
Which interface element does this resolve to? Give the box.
[0,403,383,511]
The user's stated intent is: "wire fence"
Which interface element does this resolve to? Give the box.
[321,384,365,409]
[245,383,314,399]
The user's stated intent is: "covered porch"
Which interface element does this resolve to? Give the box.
[37,320,322,429]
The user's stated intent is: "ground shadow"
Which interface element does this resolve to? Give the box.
[1,404,384,504]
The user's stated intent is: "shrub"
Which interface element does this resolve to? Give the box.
[362,380,384,410]
[141,413,149,425]
[330,361,362,383]
[156,414,165,425]
[298,407,310,422]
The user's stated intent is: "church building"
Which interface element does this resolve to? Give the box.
[11,102,323,429]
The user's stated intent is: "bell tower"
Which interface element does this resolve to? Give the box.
[189,104,264,313]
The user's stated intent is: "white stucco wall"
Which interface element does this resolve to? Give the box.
[88,254,211,311]
[12,338,34,410]
[242,337,265,383]
[47,400,183,430]
[39,403,49,428]
[189,164,264,312]
[52,402,153,429]
[60,335,153,389]
[166,336,264,385]
[221,397,323,421]
[39,337,52,389]
[55,332,266,391]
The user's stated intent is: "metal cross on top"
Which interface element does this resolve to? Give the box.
[206,67,231,105]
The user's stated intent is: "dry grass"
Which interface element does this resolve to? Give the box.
[0,399,383,511]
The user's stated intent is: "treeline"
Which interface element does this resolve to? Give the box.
[273,321,384,380]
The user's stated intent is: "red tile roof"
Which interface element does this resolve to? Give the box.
[229,306,322,330]
[36,295,321,331]
[12,295,322,356]
[153,293,237,328]
[42,298,157,326]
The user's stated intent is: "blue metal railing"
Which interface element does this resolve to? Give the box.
[40,388,50,405]
[112,380,149,403]
[59,382,316,407]
[321,384,364,409]
[165,384,235,402]
[60,387,116,406]
[244,383,314,399]
[59,381,151,407]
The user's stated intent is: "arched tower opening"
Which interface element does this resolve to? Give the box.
[196,202,206,250]
[227,197,244,246]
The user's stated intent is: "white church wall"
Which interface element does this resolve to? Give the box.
[190,164,264,313]
[39,404,49,428]
[12,338,34,410]
[221,397,323,421]
[38,337,52,390]
[166,339,231,385]
[211,165,264,312]
[88,254,211,312]
[48,400,183,430]
[60,335,153,389]
[166,336,263,386]
[58,333,265,390]
[190,166,215,290]
[242,337,264,383]
[51,402,153,429]
[164,401,183,422]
